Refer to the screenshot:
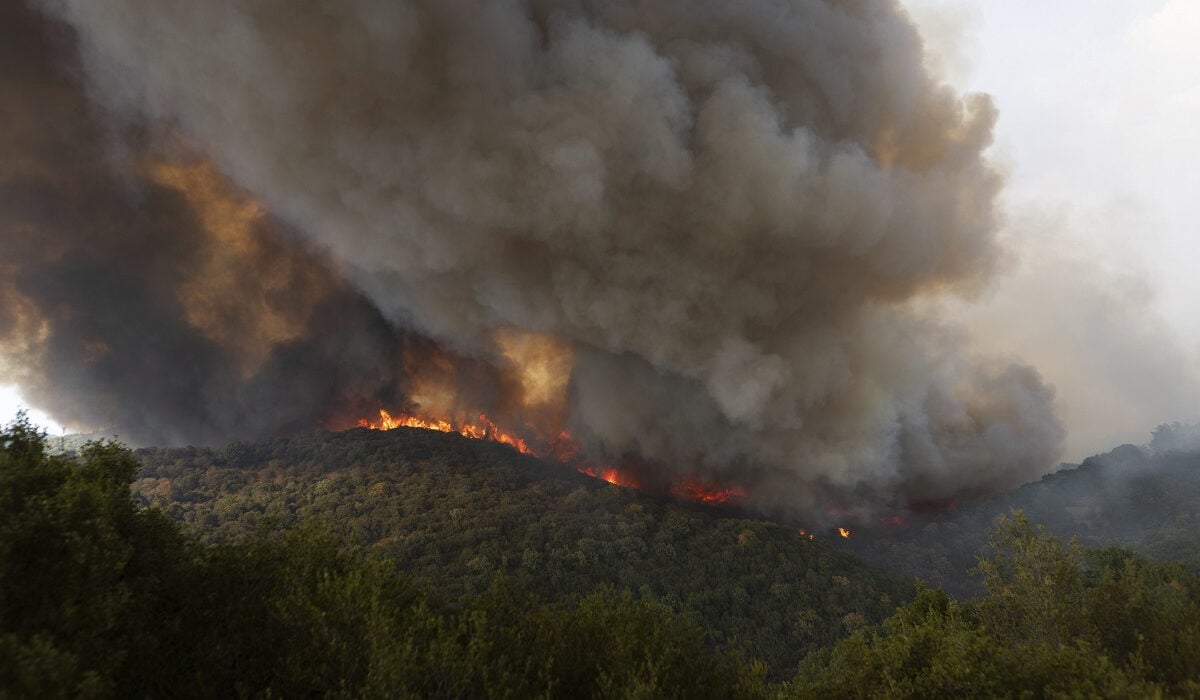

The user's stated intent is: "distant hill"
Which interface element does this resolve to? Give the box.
[44,429,124,454]
[130,426,911,680]
[851,424,1200,595]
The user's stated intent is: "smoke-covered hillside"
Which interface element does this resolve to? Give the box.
[850,423,1200,594]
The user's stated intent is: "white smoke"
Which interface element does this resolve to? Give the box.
[34,0,1064,511]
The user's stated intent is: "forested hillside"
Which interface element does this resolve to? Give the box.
[851,424,1200,595]
[0,418,764,698]
[129,426,908,679]
[5,416,1200,696]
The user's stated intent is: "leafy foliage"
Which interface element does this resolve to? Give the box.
[0,416,190,697]
[789,512,1200,698]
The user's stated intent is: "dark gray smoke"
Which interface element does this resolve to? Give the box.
[7,0,1065,514]
[0,2,516,446]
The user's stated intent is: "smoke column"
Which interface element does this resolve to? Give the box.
[6,0,1064,514]
[0,2,514,446]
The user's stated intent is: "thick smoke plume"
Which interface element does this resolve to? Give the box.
[7,0,1065,514]
[0,2,515,446]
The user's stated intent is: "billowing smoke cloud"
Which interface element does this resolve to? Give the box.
[0,2,515,446]
[10,0,1065,514]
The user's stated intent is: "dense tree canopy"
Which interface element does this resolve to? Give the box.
[5,416,1199,697]
[129,427,909,678]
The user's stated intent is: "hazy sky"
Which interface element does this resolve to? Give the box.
[0,386,61,433]
[4,0,1198,461]
[909,0,1200,333]
[900,0,1200,459]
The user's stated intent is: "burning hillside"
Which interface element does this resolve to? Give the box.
[357,409,534,457]
[1,0,1064,521]
[356,407,748,506]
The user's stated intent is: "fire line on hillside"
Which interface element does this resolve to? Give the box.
[356,408,749,507]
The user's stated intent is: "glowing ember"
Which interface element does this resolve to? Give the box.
[671,479,747,505]
[837,527,851,538]
[579,466,640,489]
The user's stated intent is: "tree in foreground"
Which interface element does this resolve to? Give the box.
[787,511,1200,698]
[0,415,765,698]
[0,414,191,697]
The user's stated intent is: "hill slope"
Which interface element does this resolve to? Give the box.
[130,426,910,679]
[851,429,1200,595]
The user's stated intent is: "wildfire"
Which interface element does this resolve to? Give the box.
[356,408,746,507]
[838,527,851,538]
[357,409,531,456]
[579,466,641,489]
[671,479,748,506]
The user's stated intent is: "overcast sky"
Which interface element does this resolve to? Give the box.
[5,0,1199,460]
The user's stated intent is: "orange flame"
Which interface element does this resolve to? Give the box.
[356,408,746,507]
[357,409,531,455]
[579,466,641,489]
[671,479,748,505]
[838,527,851,538]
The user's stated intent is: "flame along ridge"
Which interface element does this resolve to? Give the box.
[356,408,746,505]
